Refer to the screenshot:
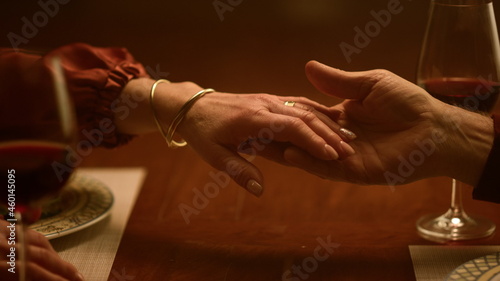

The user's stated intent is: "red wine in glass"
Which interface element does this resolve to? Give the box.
[0,141,73,212]
[422,77,500,113]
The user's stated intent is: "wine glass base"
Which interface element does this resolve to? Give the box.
[417,212,496,243]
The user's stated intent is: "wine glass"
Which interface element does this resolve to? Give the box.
[0,56,76,280]
[416,0,499,242]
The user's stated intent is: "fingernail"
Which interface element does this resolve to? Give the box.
[246,179,264,197]
[75,272,85,281]
[324,144,339,160]
[340,128,357,140]
[340,141,355,156]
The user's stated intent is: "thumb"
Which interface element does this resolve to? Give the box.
[305,60,375,100]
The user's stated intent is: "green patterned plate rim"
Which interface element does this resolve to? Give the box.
[30,174,114,240]
[445,252,500,281]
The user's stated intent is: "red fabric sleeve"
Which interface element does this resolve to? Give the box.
[473,114,500,203]
[0,43,149,148]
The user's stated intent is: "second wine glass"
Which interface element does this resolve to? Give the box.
[416,0,500,242]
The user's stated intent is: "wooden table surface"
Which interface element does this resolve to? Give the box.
[84,137,500,281]
[2,1,500,280]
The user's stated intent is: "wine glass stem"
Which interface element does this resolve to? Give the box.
[450,179,465,217]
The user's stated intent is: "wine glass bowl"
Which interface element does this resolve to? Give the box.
[416,0,499,242]
[417,0,500,83]
[0,56,76,280]
[0,56,76,207]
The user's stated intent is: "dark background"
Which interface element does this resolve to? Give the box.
[1,0,461,105]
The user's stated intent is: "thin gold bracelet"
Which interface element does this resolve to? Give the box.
[149,79,188,147]
[166,88,215,147]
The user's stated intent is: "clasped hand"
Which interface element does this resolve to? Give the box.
[284,61,490,187]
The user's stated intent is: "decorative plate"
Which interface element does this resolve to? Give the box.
[445,252,500,281]
[30,174,114,240]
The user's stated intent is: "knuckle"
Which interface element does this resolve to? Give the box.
[370,69,394,79]
[359,69,395,93]
[325,131,338,141]
[28,245,48,261]
[25,230,53,251]
[299,110,317,123]
[286,116,304,128]
[255,94,275,105]
[28,229,46,244]
[299,103,315,113]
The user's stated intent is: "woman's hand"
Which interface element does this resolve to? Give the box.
[283,61,494,186]
[115,79,355,196]
[0,218,84,281]
[116,79,354,197]
[176,85,356,196]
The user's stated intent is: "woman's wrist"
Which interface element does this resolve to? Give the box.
[114,78,203,136]
[152,81,204,132]
[436,103,494,185]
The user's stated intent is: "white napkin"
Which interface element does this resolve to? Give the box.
[50,167,146,281]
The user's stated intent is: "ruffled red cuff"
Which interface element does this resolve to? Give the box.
[43,43,150,148]
[0,43,149,148]
[473,114,500,203]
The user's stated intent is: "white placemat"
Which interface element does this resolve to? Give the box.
[410,245,500,281]
[50,167,146,281]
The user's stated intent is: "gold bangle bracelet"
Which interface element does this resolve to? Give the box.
[166,88,215,147]
[149,79,188,147]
